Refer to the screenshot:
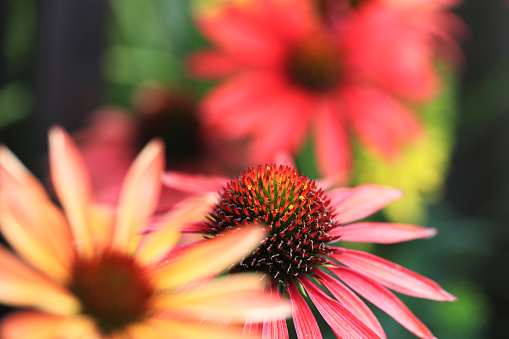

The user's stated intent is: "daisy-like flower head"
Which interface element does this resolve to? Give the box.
[190,0,463,183]
[165,163,456,338]
[0,128,291,338]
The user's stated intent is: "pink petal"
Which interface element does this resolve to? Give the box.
[248,90,311,164]
[329,222,437,244]
[313,98,351,185]
[332,249,456,301]
[316,270,386,339]
[162,171,228,194]
[200,72,283,130]
[262,283,290,339]
[328,184,403,224]
[287,280,322,339]
[243,322,263,337]
[188,51,243,79]
[263,319,289,339]
[331,266,435,339]
[197,5,284,67]
[344,87,423,159]
[299,277,381,339]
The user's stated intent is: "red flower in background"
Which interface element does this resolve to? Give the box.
[163,164,456,338]
[190,0,463,183]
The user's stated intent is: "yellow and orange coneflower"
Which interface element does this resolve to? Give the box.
[0,127,290,339]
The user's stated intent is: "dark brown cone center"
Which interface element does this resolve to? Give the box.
[68,251,154,334]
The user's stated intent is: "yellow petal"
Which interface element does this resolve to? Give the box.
[0,194,72,282]
[112,139,164,253]
[0,312,99,339]
[149,318,257,339]
[157,274,291,323]
[126,322,169,339]
[0,147,73,282]
[49,126,95,256]
[85,203,116,250]
[152,225,266,290]
[0,146,48,201]
[136,193,216,265]
[0,245,80,315]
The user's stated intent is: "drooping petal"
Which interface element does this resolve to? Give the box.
[263,319,289,339]
[243,321,263,337]
[328,184,403,224]
[332,249,456,301]
[329,222,437,244]
[0,246,80,315]
[0,312,98,339]
[316,270,386,339]
[162,171,228,194]
[287,279,322,339]
[331,266,435,339]
[344,87,423,159]
[48,127,95,255]
[299,277,381,339]
[262,283,290,339]
[313,98,351,185]
[137,194,217,265]
[113,139,164,253]
[153,225,266,290]
[248,90,311,163]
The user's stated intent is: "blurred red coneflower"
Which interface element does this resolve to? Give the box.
[190,0,463,184]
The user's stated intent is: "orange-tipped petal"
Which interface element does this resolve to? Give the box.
[0,147,73,282]
[331,266,435,339]
[0,194,71,282]
[328,184,403,224]
[0,146,49,201]
[330,222,437,244]
[300,277,382,339]
[113,139,164,253]
[316,270,386,339]
[150,318,257,339]
[153,225,266,290]
[0,312,98,339]
[332,249,456,301]
[0,246,80,315]
[287,280,322,339]
[158,274,290,323]
[137,193,218,265]
[49,126,95,255]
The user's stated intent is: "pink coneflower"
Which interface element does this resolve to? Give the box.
[0,128,291,338]
[164,164,456,338]
[190,0,462,183]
